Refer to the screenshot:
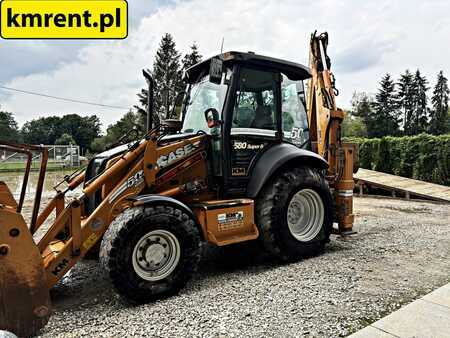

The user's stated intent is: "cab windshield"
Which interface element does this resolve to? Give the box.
[182,73,228,133]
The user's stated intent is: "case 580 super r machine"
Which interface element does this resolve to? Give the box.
[0,32,357,336]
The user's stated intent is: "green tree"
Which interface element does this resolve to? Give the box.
[21,114,100,153]
[105,110,140,138]
[344,92,371,137]
[21,116,62,145]
[350,92,374,124]
[0,111,20,142]
[58,114,101,152]
[447,109,450,133]
[370,74,400,137]
[153,33,182,119]
[136,87,152,128]
[411,70,429,134]
[342,114,368,137]
[55,133,76,145]
[90,137,110,154]
[397,70,415,135]
[429,71,449,135]
[136,34,184,122]
[136,37,203,122]
[90,110,140,153]
[181,43,202,72]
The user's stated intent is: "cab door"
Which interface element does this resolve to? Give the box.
[280,74,311,149]
[223,66,281,195]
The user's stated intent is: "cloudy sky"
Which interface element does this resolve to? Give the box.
[1,0,449,130]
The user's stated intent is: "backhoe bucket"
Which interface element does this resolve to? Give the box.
[0,206,51,337]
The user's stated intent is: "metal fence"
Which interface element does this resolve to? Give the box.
[0,144,81,169]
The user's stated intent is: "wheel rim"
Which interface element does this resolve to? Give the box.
[287,188,324,242]
[132,229,181,281]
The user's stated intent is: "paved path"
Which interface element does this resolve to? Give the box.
[349,282,450,338]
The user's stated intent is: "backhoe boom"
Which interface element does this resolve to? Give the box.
[307,32,357,234]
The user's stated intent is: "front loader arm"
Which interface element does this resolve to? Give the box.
[0,130,212,336]
[306,31,356,235]
[0,139,149,336]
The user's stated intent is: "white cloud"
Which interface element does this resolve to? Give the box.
[1,0,449,129]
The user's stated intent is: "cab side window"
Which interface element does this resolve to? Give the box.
[281,74,309,147]
[232,68,277,133]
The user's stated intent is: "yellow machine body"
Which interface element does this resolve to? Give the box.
[0,31,357,336]
[0,191,51,337]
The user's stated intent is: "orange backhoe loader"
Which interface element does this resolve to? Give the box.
[0,31,357,336]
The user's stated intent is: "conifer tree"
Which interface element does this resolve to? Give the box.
[350,92,374,124]
[370,74,400,137]
[397,70,415,135]
[181,43,202,72]
[429,71,449,135]
[153,33,182,119]
[411,70,429,134]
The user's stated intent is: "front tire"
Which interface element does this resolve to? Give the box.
[256,166,333,261]
[99,205,201,303]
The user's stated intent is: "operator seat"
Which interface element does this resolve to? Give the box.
[251,105,274,129]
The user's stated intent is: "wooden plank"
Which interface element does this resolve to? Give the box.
[355,169,450,203]
[432,191,450,198]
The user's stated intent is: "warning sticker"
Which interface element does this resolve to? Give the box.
[83,232,99,251]
[217,211,244,231]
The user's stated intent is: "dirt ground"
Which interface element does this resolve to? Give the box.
[19,196,450,337]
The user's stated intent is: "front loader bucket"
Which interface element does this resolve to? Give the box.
[0,206,51,337]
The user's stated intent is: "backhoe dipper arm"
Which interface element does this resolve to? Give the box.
[306,31,356,235]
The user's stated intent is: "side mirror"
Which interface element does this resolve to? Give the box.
[204,108,220,128]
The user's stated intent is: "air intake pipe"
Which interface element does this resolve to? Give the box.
[142,69,155,132]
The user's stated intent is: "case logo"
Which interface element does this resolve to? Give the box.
[157,141,200,169]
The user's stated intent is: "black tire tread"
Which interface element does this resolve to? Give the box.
[99,205,201,303]
[255,166,333,261]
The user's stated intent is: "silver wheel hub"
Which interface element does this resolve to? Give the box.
[132,230,180,281]
[287,188,324,242]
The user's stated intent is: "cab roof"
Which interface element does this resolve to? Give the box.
[185,51,311,83]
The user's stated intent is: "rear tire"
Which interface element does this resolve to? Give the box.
[0,331,18,338]
[255,166,333,261]
[99,205,201,303]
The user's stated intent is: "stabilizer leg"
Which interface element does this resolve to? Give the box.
[334,144,357,236]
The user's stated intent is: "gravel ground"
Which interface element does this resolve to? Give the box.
[28,196,450,337]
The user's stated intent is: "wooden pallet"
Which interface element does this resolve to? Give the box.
[354,168,450,203]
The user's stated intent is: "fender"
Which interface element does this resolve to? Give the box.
[246,143,328,198]
[127,194,204,238]
[128,194,196,219]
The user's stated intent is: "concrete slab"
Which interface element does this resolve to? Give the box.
[372,299,450,338]
[348,325,398,338]
[349,283,450,337]
[422,283,450,309]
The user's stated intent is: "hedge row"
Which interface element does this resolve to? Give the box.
[345,134,450,186]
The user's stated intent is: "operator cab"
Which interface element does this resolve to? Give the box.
[181,51,313,195]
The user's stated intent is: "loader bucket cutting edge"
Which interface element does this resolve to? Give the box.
[0,207,51,337]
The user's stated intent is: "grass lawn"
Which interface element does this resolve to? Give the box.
[0,162,80,172]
